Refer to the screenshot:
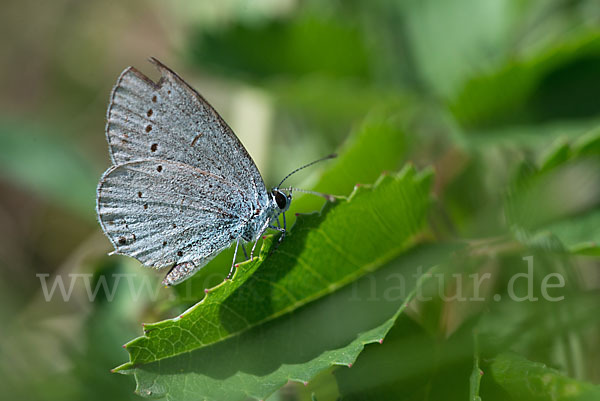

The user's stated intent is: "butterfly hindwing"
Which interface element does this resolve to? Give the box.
[96,159,251,268]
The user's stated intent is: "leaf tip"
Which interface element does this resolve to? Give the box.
[112,362,135,374]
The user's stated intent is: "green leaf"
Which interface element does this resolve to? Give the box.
[463,119,600,150]
[269,76,411,143]
[399,0,518,99]
[490,353,600,401]
[470,331,483,401]
[118,166,431,368]
[115,166,433,399]
[188,9,370,82]
[131,245,440,401]
[505,128,600,253]
[451,32,600,129]
[537,128,600,254]
[334,309,475,401]
[539,209,600,255]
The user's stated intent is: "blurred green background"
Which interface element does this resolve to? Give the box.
[1,0,600,400]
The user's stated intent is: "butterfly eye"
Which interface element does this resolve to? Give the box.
[274,191,287,209]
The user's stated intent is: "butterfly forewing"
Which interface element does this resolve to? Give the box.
[97,159,251,268]
[105,57,267,203]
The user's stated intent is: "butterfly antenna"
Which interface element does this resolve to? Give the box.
[280,187,339,202]
[277,153,337,188]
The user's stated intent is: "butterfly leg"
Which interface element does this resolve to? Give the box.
[282,211,287,231]
[226,239,240,280]
[266,223,286,258]
[241,243,249,260]
[269,225,286,241]
[267,212,287,256]
[271,212,287,244]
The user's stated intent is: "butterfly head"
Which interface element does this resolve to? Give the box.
[269,154,338,215]
[270,188,292,213]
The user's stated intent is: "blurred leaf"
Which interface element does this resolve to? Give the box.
[312,114,410,195]
[439,150,509,237]
[490,353,600,401]
[290,111,412,219]
[0,119,98,220]
[399,0,518,99]
[507,159,600,230]
[475,271,600,372]
[451,32,600,129]
[269,76,411,143]
[465,119,600,149]
[470,332,483,401]
[188,9,370,82]
[505,128,600,253]
[539,209,600,255]
[334,254,600,401]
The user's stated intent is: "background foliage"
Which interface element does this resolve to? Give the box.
[1,0,599,400]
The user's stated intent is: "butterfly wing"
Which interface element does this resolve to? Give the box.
[105,57,267,204]
[96,159,251,269]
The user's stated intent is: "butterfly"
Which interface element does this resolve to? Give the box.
[96,58,334,286]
